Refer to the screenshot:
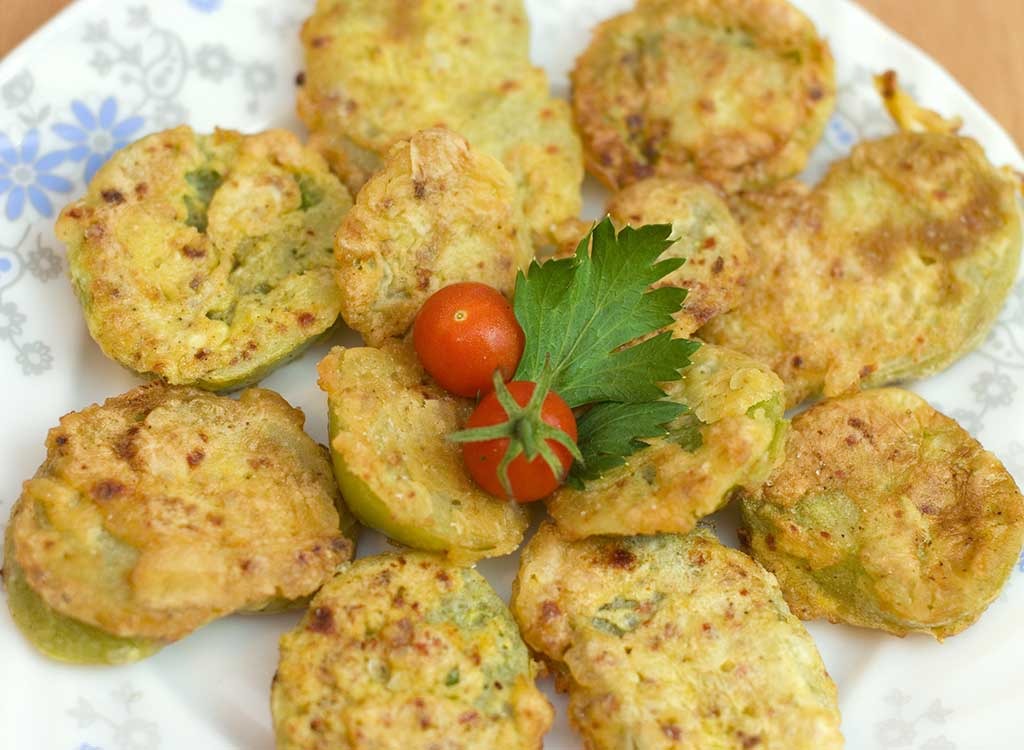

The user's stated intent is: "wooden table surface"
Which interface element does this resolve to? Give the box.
[1,0,1021,147]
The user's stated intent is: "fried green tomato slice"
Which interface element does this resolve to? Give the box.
[3,384,355,664]
[272,552,553,750]
[700,132,1023,407]
[572,0,835,192]
[56,125,352,391]
[317,341,529,563]
[546,344,787,539]
[511,523,844,749]
[298,0,582,243]
[608,177,753,335]
[333,129,534,347]
[739,388,1024,640]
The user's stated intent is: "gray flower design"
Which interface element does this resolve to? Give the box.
[2,70,33,109]
[877,716,915,747]
[195,44,235,82]
[0,301,27,340]
[243,62,275,94]
[16,340,53,374]
[26,243,63,281]
[876,690,958,750]
[90,49,115,76]
[971,371,1017,409]
[150,100,188,130]
[83,20,109,43]
[127,5,151,28]
[114,717,160,750]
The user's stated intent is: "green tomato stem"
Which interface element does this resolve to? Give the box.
[448,367,582,500]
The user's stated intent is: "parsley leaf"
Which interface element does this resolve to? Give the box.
[510,217,701,484]
[569,400,687,484]
[513,218,698,407]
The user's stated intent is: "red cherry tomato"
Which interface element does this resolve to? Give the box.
[413,282,525,398]
[461,382,578,503]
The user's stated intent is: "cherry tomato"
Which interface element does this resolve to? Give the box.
[461,382,578,503]
[413,282,525,398]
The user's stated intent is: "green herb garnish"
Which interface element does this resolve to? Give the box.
[513,217,700,483]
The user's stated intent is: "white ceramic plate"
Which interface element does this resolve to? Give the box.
[1,1,1022,748]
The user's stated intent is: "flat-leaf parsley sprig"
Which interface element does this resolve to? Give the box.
[514,217,700,483]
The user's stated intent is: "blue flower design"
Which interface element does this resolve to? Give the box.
[77,744,103,750]
[0,130,71,220]
[826,114,857,148]
[1018,548,1024,573]
[188,0,223,11]
[52,98,144,183]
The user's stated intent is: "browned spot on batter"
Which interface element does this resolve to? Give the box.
[662,724,683,740]
[92,480,125,501]
[608,546,637,569]
[416,267,432,290]
[541,600,561,623]
[295,71,306,86]
[311,35,331,48]
[135,182,148,198]
[633,162,655,180]
[194,348,209,360]
[101,189,125,205]
[711,256,725,274]
[182,245,205,259]
[186,449,205,467]
[765,534,777,551]
[791,355,803,368]
[67,207,83,219]
[859,364,876,378]
[296,311,316,327]
[413,180,426,199]
[307,606,335,634]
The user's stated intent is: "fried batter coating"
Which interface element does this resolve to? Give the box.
[547,344,787,539]
[333,129,533,346]
[317,341,529,563]
[571,0,835,192]
[272,552,553,750]
[559,177,753,335]
[739,388,1024,639]
[511,523,844,749]
[3,384,355,663]
[58,126,351,391]
[700,132,1023,406]
[298,0,582,242]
